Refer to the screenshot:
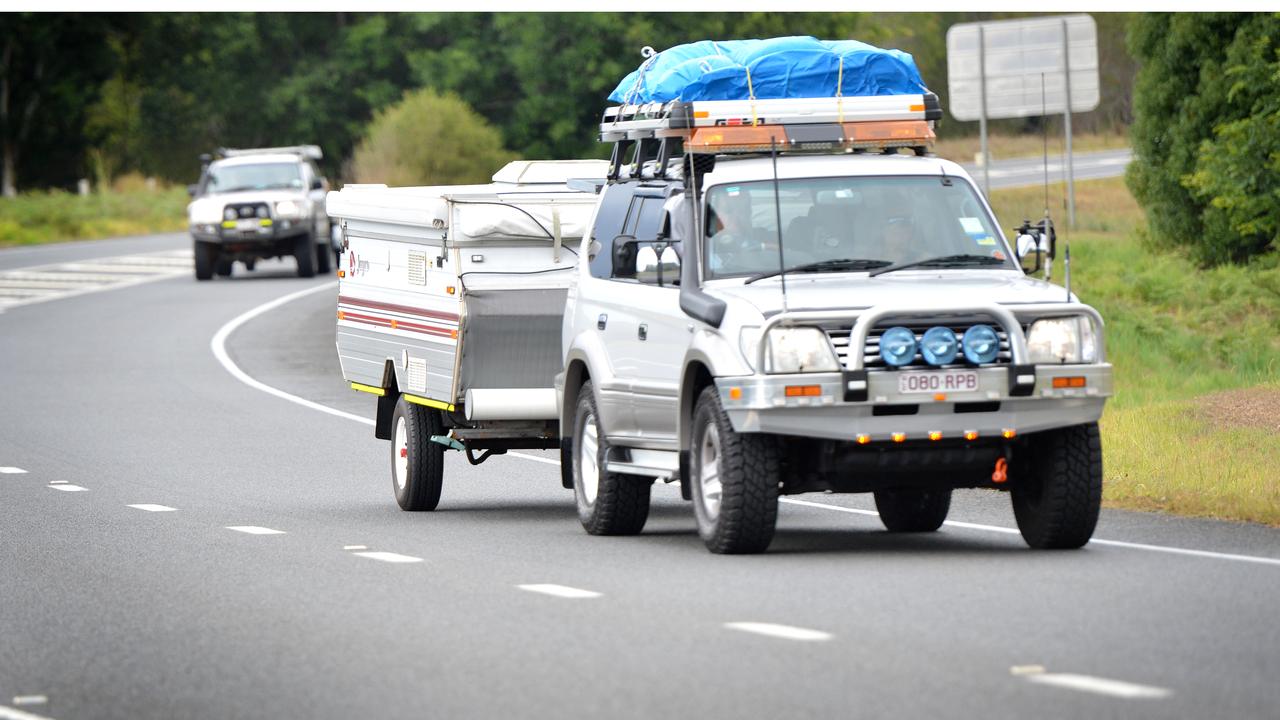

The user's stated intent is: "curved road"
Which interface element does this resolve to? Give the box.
[2,185,1277,720]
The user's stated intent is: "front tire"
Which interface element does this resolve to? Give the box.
[874,487,951,532]
[294,233,316,278]
[315,239,331,274]
[194,241,216,281]
[572,381,651,535]
[1011,423,1103,549]
[690,386,780,554]
[390,396,445,511]
[215,256,233,277]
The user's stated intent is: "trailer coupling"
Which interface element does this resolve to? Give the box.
[429,434,508,466]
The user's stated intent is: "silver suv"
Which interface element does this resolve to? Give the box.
[558,151,1112,554]
[187,146,332,280]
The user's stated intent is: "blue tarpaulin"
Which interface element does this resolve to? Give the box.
[609,36,927,104]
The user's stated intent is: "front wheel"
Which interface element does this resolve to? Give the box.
[315,239,331,274]
[874,487,951,532]
[390,396,445,511]
[215,256,233,277]
[1011,423,1103,549]
[294,233,316,278]
[572,381,650,535]
[194,241,216,281]
[690,386,780,554]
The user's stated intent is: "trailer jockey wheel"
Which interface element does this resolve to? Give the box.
[390,396,445,511]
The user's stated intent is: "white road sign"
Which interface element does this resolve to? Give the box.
[947,14,1100,122]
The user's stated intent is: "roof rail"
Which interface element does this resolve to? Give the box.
[217,145,323,161]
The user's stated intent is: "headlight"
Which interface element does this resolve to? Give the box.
[740,326,840,373]
[1026,316,1098,364]
[275,200,303,218]
[188,203,223,225]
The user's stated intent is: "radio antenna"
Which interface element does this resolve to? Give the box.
[769,137,788,311]
[1041,72,1055,282]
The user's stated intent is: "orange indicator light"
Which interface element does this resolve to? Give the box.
[856,434,871,445]
[928,431,943,441]
[1002,428,1017,439]
[446,286,456,295]
[784,385,822,397]
[728,387,743,400]
[891,432,907,443]
[337,310,345,320]
[337,270,346,278]
[964,430,979,441]
[390,319,398,329]
[1051,376,1087,389]
[934,393,947,402]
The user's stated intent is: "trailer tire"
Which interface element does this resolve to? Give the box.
[1011,422,1103,549]
[194,241,216,281]
[294,233,317,278]
[690,386,780,554]
[390,396,445,511]
[572,381,650,535]
[873,487,951,532]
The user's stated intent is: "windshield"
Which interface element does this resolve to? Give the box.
[703,175,1013,279]
[205,163,302,194]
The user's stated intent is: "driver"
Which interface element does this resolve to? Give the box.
[707,189,756,272]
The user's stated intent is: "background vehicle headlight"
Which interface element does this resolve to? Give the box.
[1026,316,1098,364]
[765,327,840,373]
[962,324,1000,364]
[878,326,917,367]
[222,207,237,221]
[275,200,302,218]
[920,326,958,366]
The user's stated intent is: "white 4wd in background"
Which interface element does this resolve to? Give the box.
[558,95,1111,554]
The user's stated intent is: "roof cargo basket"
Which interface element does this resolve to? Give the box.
[217,145,323,161]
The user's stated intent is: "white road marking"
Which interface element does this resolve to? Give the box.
[0,704,56,720]
[0,467,28,474]
[0,250,192,313]
[343,545,368,550]
[517,583,602,599]
[47,481,67,485]
[724,622,833,642]
[352,551,423,564]
[217,283,1280,570]
[225,526,286,535]
[9,697,46,707]
[1010,664,1047,676]
[1026,673,1172,699]
[128,504,177,512]
[47,484,87,492]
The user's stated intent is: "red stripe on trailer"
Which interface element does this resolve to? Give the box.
[337,295,460,323]
[339,311,457,339]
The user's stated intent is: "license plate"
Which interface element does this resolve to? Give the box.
[236,219,259,231]
[898,370,979,394]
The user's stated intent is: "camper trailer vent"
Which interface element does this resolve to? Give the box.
[407,357,427,392]
[408,251,427,286]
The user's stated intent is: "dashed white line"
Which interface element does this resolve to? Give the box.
[215,284,1280,570]
[128,504,177,512]
[0,702,56,720]
[47,484,87,492]
[1026,673,1172,700]
[352,551,423,564]
[9,697,46,707]
[0,467,28,474]
[343,545,368,551]
[724,622,833,642]
[225,526,286,535]
[517,583,602,599]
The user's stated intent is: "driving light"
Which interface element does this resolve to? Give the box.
[765,327,840,374]
[1026,316,1098,364]
[275,200,302,218]
[920,326,958,366]
[878,326,917,367]
[962,324,1000,365]
[223,207,237,221]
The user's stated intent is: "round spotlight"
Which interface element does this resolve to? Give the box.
[962,324,1000,365]
[256,205,269,218]
[920,326,958,366]
[878,326,917,367]
[223,207,237,221]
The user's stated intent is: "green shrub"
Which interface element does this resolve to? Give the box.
[352,89,515,186]
[1127,13,1280,265]
[0,185,188,246]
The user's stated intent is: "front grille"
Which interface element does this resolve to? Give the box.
[226,203,271,220]
[826,319,1022,370]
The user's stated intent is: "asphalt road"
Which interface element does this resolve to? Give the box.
[960,148,1133,190]
[3,162,1278,720]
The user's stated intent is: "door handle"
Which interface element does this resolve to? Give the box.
[597,313,608,330]
[638,323,648,341]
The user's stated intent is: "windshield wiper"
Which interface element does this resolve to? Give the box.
[868,254,1008,277]
[744,258,892,285]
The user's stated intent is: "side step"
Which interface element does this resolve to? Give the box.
[606,448,680,481]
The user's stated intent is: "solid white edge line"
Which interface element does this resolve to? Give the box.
[517,583,602,599]
[1026,673,1172,699]
[0,704,56,720]
[724,622,833,642]
[214,285,1280,570]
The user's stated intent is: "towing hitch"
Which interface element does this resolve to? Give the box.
[429,434,507,466]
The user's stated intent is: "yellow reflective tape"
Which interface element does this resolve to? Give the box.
[260,219,273,226]
[403,394,455,412]
[350,382,385,397]
[221,220,236,228]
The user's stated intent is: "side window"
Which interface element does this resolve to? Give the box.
[587,186,633,279]
[611,195,666,280]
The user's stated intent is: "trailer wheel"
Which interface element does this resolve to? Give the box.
[194,241,216,281]
[690,386,780,554]
[294,233,317,278]
[1011,422,1103,549]
[572,381,650,535]
[390,396,444,511]
[873,488,951,532]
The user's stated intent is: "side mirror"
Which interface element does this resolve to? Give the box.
[310,178,324,191]
[635,245,661,284]
[658,245,680,286]
[187,184,198,197]
[1015,218,1056,275]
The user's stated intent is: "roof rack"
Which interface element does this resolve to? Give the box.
[217,145,323,161]
[598,93,941,180]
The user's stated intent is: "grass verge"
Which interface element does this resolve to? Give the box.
[989,177,1280,526]
[0,182,188,248]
